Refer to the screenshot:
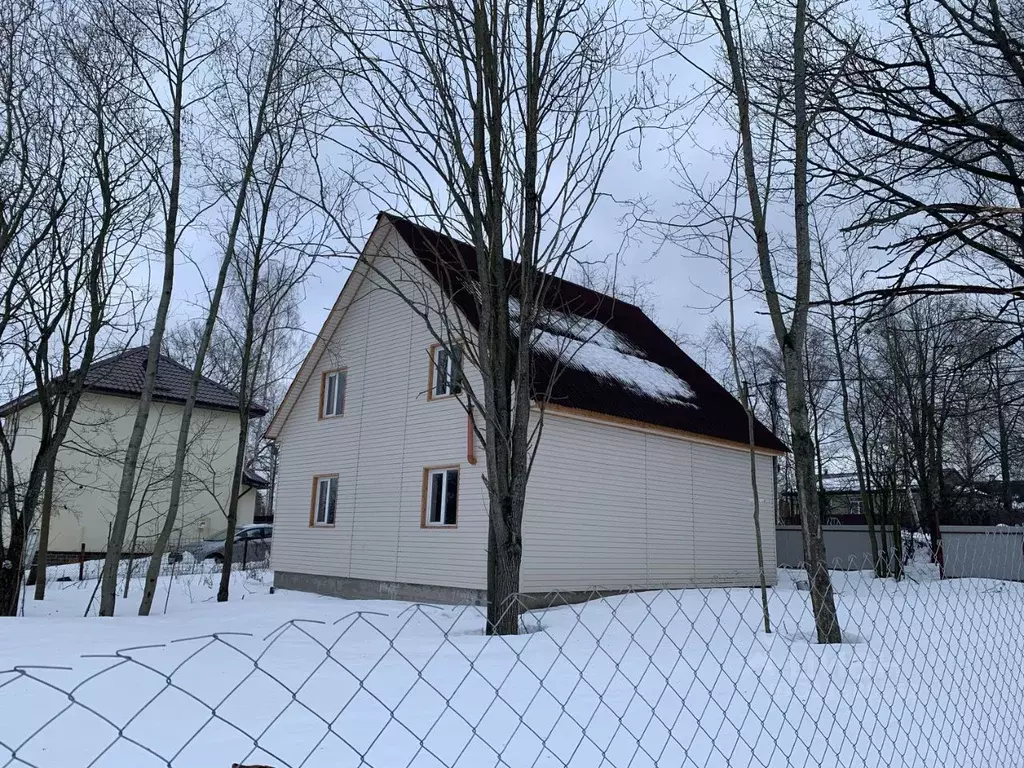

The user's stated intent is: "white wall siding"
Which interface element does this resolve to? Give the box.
[644,437,696,587]
[521,416,649,591]
[521,411,777,593]
[271,228,488,589]
[691,446,776,585]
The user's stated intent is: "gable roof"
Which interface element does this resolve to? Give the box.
[383,213,786,453]
[0,347,267,418]
[268,213,784,452]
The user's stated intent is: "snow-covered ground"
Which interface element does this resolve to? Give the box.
[2,566,1023,767]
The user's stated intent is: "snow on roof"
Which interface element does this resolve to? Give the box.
[820,474,863,493]
[512,301,696,405]
[384,213,788,451]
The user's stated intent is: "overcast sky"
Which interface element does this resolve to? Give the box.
[155,20,774,381]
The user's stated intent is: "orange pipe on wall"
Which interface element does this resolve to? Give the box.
[467,406,477,465]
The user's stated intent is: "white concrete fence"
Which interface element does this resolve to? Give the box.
[777,524,1024,580]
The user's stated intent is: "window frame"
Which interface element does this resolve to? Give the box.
[310,474,339,527]
[319,368,347,419]
[427,343,463,400]
[421,465,460,528]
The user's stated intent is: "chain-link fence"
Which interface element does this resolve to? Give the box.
[3,553,1024,767]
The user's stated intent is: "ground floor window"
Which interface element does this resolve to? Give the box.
[311,474,338,526]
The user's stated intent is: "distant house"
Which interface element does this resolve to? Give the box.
[0,347,267,562]
[779,469,998,527]
[778,473,906,526]
[265,213,787,605]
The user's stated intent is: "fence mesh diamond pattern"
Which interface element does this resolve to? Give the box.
[3,544,1024,767]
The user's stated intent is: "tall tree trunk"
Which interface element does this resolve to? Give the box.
[98,117,185,616]
[137,4,282,614]
[96,0,201,617]
[0,525,27,616]
[137,196,253,615]
[714,0,842,643]
[743,383,771,634]
[217,411,250,601]
[217,222,261,601]
[32,457,56,600]
[486,496,522,635]
[98,333,173,615]
[790,0,842,643]
[784,349,843,642]
[724,181,770,633]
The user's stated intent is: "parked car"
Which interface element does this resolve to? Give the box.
[170,524,272,565]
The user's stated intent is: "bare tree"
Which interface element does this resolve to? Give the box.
[136,0,331,616]
[720,158,772,634]
[0,0,151,614]
[651,0,843,641]
[815,238,888,574]
[316,0,650,633]
[820,0,1024,295]
[217,255,319,602]
[98,0,223,616]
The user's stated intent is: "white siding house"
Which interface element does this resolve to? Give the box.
[267,214,785,603]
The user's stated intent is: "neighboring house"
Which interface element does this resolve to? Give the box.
[265,213,788,604]
[779,469,988,527]
[778,473,905,526]
[972,479,1024,525]
[0,347,267,563]
[242,467,272,524]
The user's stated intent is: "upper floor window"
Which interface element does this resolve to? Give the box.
[430,344,462,399]
[320,369,346,418]
[424,467,459,526]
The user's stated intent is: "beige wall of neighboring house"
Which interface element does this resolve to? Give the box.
[270,222,780,601]
[9,392,255,555]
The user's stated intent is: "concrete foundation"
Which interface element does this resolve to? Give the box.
[273,571,488,605]
[273,571,694,610]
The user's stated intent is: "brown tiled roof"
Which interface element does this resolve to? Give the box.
[0,347,267,417]
[242,466,271,489]
[383,213,787,453]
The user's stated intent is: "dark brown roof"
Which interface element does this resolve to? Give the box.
[0,347,267,418]
[383,213,787,452]
[242,466,271,489]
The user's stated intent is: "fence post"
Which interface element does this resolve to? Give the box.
[243,538,249,570]
[79,544,85,581]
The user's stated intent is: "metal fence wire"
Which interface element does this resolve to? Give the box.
[3,551,1024,767]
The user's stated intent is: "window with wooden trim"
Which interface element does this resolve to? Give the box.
[311,475,338,526]
[424,467,459,526]
[320,369,346,418]
[430,344,462,398]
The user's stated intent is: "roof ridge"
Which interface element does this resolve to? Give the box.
[379,211,648,316]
